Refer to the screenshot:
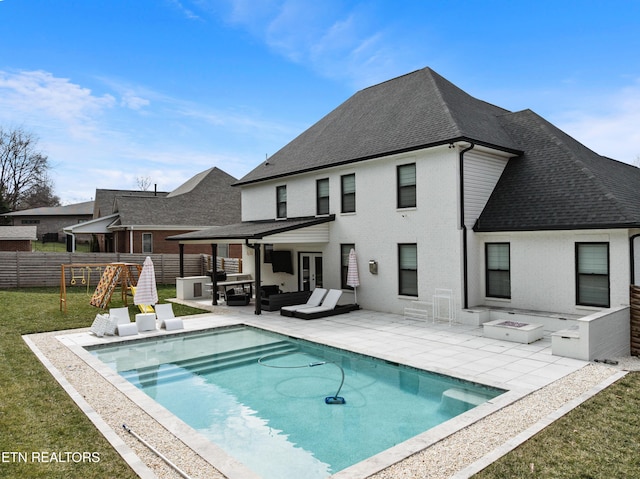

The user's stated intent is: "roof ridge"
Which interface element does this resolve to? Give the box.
[423,69,463,137]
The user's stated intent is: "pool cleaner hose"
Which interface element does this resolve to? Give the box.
[258,352,346,405]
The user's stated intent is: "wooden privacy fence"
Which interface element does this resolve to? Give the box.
[631,285,640,356]
[0,252,205,288]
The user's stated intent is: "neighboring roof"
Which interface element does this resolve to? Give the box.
[4,201,94,217]
[94,189,168,218]
[475,110,640,231]
[110,167,241,228]
[167,215,335,242]
[0,226,38,240]
[236,67,521,185]
[63,214,119,235]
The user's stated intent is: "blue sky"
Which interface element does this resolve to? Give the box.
[1,0,639,205]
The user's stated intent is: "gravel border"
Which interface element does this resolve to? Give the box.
[25,327,636,479]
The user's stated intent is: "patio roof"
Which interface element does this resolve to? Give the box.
[167,215,335,244]
[63,213,119,234]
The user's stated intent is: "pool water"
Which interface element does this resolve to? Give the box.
[88,326,504,479]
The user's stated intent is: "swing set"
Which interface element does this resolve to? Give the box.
[59,262,143,313]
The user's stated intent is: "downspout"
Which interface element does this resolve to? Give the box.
[129,226,134,254]
[459,142,475,310]
[631,233,640,286]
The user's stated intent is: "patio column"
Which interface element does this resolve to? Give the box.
[211,243,218,306]
[246,242,261,315]
[179,243,184,277]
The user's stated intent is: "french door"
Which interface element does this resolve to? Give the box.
[299,253,323,291]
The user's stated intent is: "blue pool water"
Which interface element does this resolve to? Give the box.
[88,326,504,479]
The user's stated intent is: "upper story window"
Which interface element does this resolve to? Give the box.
[142,233,153,254]
[485,243,510,298]
[341,173,356,213]
[397,163,416,208]
[576,242,610,307]
[276,185,287,218]
[316,178,329,215]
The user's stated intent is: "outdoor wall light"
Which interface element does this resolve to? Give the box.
[369,260,378,274]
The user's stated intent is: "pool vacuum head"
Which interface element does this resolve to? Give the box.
[325,396,346,405]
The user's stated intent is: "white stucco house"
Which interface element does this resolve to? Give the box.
[170,67,640,360]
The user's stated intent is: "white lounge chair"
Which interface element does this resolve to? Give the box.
[155,303,183,330]
[292,289,343,318]
[108,307,137,336]
[280,288,327,316]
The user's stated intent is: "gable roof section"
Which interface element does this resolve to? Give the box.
[475,109,640,231]
[93,189,168,218]
[236,67,521,185]
[112,167,241,228]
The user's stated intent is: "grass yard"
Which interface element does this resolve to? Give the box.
[0,286,206,479]
[473,371,640,478]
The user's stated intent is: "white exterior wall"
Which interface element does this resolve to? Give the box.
[474,229,631,315]
[239,145,632,317]
[240,145,465,314]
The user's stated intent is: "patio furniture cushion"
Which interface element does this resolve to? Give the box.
[280,288,328,316]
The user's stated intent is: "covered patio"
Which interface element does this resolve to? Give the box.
[168,215,336,314]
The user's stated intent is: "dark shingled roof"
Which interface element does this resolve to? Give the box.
[235,66,640,232]
[474,110,640,231]
[167,215,335,241]
[236,67,520,185]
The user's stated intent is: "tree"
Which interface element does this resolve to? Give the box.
[0,126,57,211]
[18,176,60,210]
[135,175,152,191]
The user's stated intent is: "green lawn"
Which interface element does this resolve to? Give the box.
[473,371,640,478]
[0,286,206,479]
[32,241,91,253]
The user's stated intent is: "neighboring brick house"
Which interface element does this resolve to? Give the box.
[0,226,37,251]
[3,202,93,242]
[64,167,242,256]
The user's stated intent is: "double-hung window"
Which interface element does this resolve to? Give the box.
[397,163,416,208]
[576,242,610,307]
[341,243,355,289]
[142,233,153,254]
[316,178,329,215]
[341,174,356,213]
[398,244,418,296]
[276,185,287,218]
[486,243,510,298]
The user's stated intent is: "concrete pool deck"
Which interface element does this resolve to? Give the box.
[24,305,630,478]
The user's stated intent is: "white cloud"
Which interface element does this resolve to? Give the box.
[0,70,115,138]
[555,80,640,164]
[217,0,415,89]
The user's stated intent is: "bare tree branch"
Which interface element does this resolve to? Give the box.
[0,126,54,210]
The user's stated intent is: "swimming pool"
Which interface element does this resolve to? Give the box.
[87,325,505,479]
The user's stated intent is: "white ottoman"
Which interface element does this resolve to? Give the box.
[135,313,157,332]
[116,323,138,337]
